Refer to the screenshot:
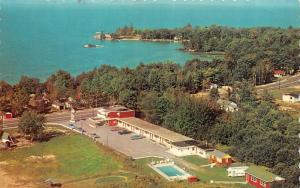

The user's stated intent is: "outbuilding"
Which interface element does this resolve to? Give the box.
[282,93,300,103]
[209,150,232,166]
[227,163,249,177]
[4,112,13,119]
[245,166,285,188]
[97,105,135,126]
[273,70,286,78]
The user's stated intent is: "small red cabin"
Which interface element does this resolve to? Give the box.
[273,70,286,78]
[245,166,285,188]
[4,112,13,119]
[97,105,135,126]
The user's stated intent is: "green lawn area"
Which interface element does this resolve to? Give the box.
[195,166,245,182]
[0,135,122,181]
[135,157,163,175]
[182,155,210,166]
[181,155,245,183]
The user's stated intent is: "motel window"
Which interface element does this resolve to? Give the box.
[260,180,266,187]
[251,176,257,182]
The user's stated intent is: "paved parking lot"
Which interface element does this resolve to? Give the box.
[76,120,174,159]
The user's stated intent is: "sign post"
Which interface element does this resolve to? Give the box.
[0,112,3,131]
[70,107,76,124]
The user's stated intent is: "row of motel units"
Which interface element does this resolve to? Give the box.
[95,106,232,162]
[116,117,231,162]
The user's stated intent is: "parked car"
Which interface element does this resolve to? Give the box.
[91,133,100,139]
[111,127,124,131]
[118,130,132,135]
[68,124,75,129]
[130,134,145,140]
[95,122,104,126]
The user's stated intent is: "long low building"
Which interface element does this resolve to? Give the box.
[117,117,193,148]
[117,117,217,158]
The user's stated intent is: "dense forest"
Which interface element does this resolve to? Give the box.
[1,25,299,187]
[113,25,300,85]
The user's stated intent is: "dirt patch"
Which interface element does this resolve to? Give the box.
[25,154,56,163]
[0,168,37,188]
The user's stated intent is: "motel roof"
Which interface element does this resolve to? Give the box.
[283,93,299,98]
[245,165,285,182]
[172,140,214,150]
[118,117,193,143]
[98,105,133,113]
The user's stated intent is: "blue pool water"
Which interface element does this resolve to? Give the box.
[157,165,184,177]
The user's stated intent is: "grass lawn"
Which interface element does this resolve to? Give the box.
[135,157,163,175]
[181,155,245,183]
[0,135,122,181]
[182,155,210,166]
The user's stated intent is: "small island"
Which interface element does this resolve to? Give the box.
[83,44,103,48]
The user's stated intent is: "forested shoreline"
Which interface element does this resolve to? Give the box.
[112,25,300,85]
[1,25,300,187]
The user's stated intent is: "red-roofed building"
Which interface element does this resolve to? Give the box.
[273,70,286,78]
[97,105,135,126]
[245,166,285,188]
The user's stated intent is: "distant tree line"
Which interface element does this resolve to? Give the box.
[112,25,300,85]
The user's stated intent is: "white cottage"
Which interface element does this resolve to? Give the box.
[227,163,249,177]
[282,93,300,103]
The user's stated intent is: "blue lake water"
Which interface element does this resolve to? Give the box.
[0,2,299,83]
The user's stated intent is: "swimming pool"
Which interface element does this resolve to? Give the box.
[157,165,184,177]
[149,162,191,181]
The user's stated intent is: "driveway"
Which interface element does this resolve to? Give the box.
[76,120,173,159]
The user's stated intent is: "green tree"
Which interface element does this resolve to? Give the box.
[18,111,45,141]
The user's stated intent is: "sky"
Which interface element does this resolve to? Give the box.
[1,0,300,7]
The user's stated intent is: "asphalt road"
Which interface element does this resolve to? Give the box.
[256,72,300,92]
[2,108,96,130]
